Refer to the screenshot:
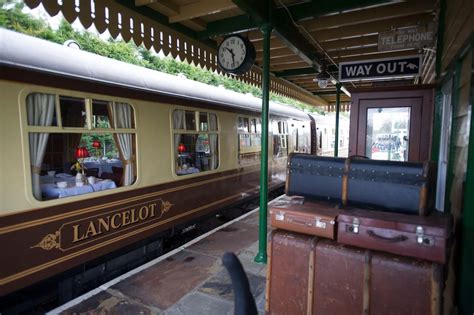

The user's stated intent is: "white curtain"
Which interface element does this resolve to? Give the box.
[209,113,217,131]
[209,134,218,169]
[173,110,185,156]
[115,102,134,186]
[173,109,185,129]
[27,93,55,200]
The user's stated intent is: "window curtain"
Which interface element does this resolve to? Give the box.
[27,93,55,200]
[209,134,218,169]
[114,102,135,186]
[173,110,185,156]
[209,114,217,131]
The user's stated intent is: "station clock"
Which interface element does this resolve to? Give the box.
[217,34,256,75]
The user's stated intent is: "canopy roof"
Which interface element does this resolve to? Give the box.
[23,0,439,110]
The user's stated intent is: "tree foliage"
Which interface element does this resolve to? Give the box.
[0,2,325,114]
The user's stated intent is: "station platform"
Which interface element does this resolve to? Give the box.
[48,197,282,315]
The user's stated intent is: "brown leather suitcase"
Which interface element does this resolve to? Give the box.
[337,208,452,264]
[269,198,339,239]
[266,230,443,315]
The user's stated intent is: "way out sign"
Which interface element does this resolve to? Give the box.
[339,55,421,82]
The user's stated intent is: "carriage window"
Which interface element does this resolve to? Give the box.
[26,93,136,201]
[273,120,288,158]
[238,116,261,165]
[185,110,196,130]
[250,119,257,133]
[174,110,219,176]
[60,96,87,128]
[92,100,112,129]
[199,112,209,131]
[238,117,250,132]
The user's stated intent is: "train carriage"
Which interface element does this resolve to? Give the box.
[0,29,313,296]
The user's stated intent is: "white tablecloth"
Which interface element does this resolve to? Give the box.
[41,175,117,199]
[176,167,200,175]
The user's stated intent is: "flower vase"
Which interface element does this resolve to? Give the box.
[76,173,84,186]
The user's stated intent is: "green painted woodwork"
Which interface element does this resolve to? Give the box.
[199,0,390,39]
[233,0,270,25]
[444,61,462,213]
[283,0,392,22]
[435,0,446,78]
[254,18,273,264]
[233,0,324,70]
[274,65,338,78]
[335,83,341,157]
[430,89,443,161]
[458,47,474,315]
[274,67,318,77]
[314,91,339,96]
[198,15,258,39]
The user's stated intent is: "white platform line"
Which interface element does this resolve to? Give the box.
[47,195,284,314]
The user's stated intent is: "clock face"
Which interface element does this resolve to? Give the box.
[217,35,255,74]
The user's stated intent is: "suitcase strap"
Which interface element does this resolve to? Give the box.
[342,158,351,206]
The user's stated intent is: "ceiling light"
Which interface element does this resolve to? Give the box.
[314,70,330,89]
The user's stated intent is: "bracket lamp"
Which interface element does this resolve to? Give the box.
[314,70,330,89]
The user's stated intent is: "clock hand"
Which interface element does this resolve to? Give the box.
[228,48,236,64]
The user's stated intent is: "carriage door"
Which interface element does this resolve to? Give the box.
[349,88,434,162]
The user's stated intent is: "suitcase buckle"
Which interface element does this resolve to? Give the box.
[275,212,285,221]
[416,226,434,246]
[315,218,326,229]
[347,218,360,234]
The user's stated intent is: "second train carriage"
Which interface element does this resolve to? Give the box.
[0,29,313,295]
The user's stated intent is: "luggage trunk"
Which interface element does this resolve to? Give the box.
[346,158,434,215]
[285,153,434,215]
[266,230,442,315]
[337,209,452,264]
[286,153,346,201]
[269,198,339,239]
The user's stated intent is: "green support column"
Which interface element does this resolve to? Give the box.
[430,89,443,161]
[254,22,273,264]
[334,83,341,157]
[458,48,474,314]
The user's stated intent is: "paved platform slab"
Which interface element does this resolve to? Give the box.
[52,202,277,315]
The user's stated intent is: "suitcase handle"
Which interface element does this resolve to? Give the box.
[288,217,311,226]
[367,230,408,243]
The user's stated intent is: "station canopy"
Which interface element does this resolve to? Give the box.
[24,0,439,111]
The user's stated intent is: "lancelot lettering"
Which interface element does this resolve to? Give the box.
[72,203,158,243]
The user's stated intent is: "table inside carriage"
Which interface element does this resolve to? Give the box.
[83,158,123,177]
[40,174,117,199]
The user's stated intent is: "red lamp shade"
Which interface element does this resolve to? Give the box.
[75,147,90,159]
[92,140,101,149]
[178,143,186,153]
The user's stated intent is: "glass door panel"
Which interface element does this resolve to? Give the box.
[366,107,411,161]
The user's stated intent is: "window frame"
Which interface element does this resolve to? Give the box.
[272,119,289,159]
[171,107,220,176]
[21,88,138,204]
[237,115,262,165]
